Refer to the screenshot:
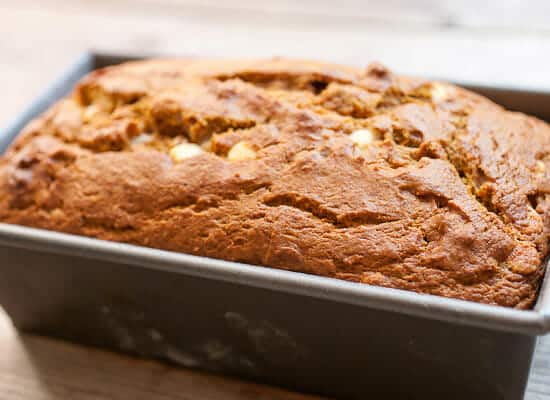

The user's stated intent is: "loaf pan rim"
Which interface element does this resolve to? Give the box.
[0,222,548,335]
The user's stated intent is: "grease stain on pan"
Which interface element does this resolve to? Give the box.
[97,303,307,375]
[224,311,308,366]
[164,346,201,368]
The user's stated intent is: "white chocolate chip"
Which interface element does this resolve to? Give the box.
[82,105,102,122]
[536,160,546,175]
[170,143,204,162]
[131,133,153,145]
[430,83,449,103]
[227,141,257,161]
[349,129,375,149]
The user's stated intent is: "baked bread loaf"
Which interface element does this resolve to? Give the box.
[1,58,549,308]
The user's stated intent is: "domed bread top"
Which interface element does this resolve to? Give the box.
[1,58,549,308]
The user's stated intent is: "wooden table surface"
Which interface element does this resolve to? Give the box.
[0,1,549,398]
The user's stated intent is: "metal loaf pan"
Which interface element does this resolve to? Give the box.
[0,52,549,400]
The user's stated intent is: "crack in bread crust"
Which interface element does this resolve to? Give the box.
[1,58,549,309]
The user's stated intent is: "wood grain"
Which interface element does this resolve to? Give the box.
[0,0,549,398]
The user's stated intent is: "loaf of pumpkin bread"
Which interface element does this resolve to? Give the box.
[1,58,549,308]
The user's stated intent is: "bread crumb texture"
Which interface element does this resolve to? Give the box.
[1,58,549,308]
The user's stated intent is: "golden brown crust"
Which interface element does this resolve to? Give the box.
[1,57,549,308]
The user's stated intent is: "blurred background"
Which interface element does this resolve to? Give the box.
[1,0,550,129]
